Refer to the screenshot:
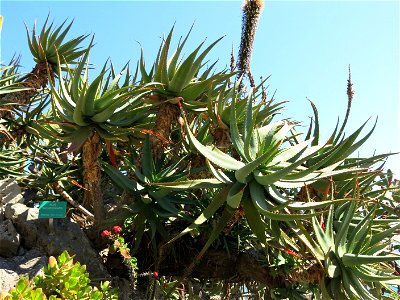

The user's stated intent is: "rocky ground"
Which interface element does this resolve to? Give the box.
[0,178,132,299]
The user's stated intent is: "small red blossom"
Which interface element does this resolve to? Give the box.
[112,225,123,234]
[282,248,302,258]
[320,215,325,231]
[101,230,111,237]
[176,97,183,109]
[152,271,159,278]
[163,283,169,289]
[320,222,325,231]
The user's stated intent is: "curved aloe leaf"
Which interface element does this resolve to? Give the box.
[341,253,400,266]
[183,111,244,170]
[149,178,225,190]
[226,182,246,208]
[168,186,229,244]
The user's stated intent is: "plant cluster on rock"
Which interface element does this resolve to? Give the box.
[0,251,118,300]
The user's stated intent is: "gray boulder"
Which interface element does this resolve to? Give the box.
[5,202,110,280]
[0,248,47,294]
[0,180,112,294]
[0,219,20,257]
[5,203,37,248]
[0,178,24,223]
[0,178,24,206]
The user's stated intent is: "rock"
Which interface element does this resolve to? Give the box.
[17,246,26,256]
[0,248,47,294]
[0,219,20,257]
[5,203,38,248]
[35,217,110,280]
[0,178,24,205]
[1,183,111,286]
[5,202,110,280]
[0,178,24,223]
[112,277,135,300]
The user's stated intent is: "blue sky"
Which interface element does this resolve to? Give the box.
[1,1,399,176]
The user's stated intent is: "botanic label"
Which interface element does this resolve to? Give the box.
[38,201,67,219]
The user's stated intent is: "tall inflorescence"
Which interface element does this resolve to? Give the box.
[236,0,264,89]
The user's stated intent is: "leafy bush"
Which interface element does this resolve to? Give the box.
[0,251,118,300]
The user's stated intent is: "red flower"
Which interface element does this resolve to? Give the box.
[152,271,159,278]
[163,283,169,289]
[282,248,302,258]
[101,230,111,237]
[112,225,123,234]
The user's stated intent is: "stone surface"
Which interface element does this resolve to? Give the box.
[0,178,24,205]
[5,203,38,248]
[0,248,47,294]
[36,217,110,280]
[5,202,110,280]
[0,206,4,222]
[112,277,135,300]
[0,180,112,294]
[0,219,20,257]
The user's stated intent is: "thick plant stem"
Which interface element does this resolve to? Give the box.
[212,127,231,151]
[82,131,105,227]
[0,62,51,118]
[150,101,180,160]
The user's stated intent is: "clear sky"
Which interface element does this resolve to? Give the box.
[1,0,399,177]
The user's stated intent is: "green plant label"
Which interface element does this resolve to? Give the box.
[38,201,67,219]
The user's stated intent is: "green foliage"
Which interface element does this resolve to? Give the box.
[25,15,88,66]
[138,25,238,118]
[103,136,192,253]
[1,251,118,300]
[47,40,153,150]
[0,147,26,178]
[1,15,399,299]
[311,201,400,299]
[0,57,30,96]
[101,225,138,288]
[158,277,180,299]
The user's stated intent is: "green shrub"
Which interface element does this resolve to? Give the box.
[1,251,118,300]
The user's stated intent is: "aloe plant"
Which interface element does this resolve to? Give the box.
[46,39,153,226]
[1,12,399,299]
[102,135,194,253]
[0,147,26,179]
[311,201,400,299]
[0,16,88,119]
[144,81,400,292]
[138,27,236,159]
